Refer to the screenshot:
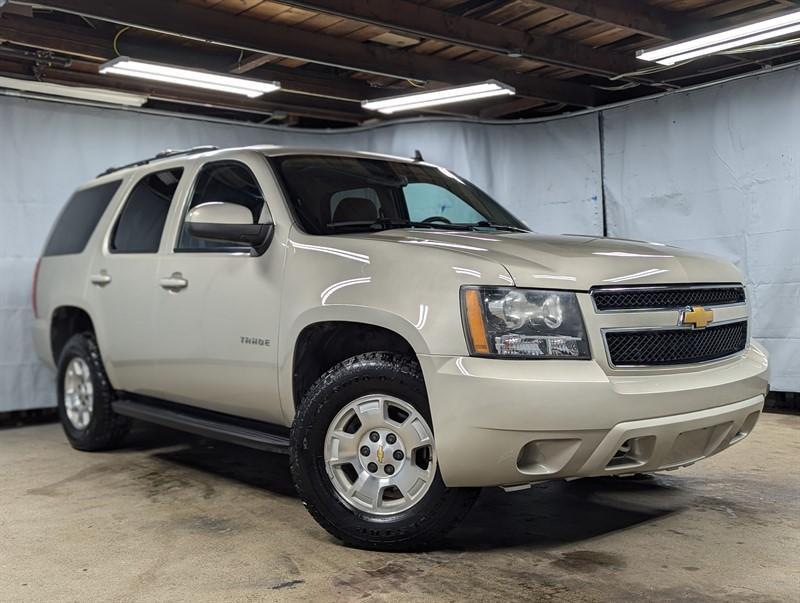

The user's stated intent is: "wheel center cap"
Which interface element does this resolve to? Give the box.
[358,428,405,476]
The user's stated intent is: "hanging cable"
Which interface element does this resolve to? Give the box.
[605,59,694,81]
[112,26,130,57]
[722,37,800,54]
[593,81,641,91]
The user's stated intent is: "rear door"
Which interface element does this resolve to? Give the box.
[86,167,185,394]
[149,157,287,423]
[35,180,123,368]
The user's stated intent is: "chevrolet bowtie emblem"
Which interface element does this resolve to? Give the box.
[376,445,384,464]
[681,306,714,329]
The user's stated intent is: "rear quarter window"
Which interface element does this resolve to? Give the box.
[43,180,122,256]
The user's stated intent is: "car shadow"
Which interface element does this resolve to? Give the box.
[125,423,691,551]
[123,423,298,497]
[448,477,686,550]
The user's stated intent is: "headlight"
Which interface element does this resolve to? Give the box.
[461,286,590,359]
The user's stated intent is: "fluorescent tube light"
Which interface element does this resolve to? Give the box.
[362,80,514,114]
[638,9,800,65]
[99,57,280,98]
[0,75,148,106]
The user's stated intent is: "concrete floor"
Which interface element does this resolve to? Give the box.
[0,413,797,602]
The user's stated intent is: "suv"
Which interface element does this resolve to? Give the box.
[33,145,768,550]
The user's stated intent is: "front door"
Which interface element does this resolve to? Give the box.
[150,158,286,424]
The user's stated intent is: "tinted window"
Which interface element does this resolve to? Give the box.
[43,180,122,256]
[272,155,527,235]
[330,188,379,218]
[177,162,268,251]
[111,169,183,253]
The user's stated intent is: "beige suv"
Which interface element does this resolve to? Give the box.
[33,145,769,550]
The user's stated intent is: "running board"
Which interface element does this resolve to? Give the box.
[112,399,290,454]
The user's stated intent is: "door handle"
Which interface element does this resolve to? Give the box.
[159,272,188,291]
[90,271,112,286]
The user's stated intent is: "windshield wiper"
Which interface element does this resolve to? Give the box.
[326,218,405,231]
[470,221,529,232]
[326,219,473,232]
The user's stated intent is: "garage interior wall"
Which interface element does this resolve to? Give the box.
[1,64,798,411]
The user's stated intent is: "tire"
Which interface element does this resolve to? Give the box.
[290,352,480,551]
[57,333,131,451]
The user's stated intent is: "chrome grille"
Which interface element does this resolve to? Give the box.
[605,321,748,367]
[592,286,745,311]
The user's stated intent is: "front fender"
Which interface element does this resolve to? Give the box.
[277,228,515,421]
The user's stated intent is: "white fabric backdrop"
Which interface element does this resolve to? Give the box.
[603,67,800,392]
[4,62,799,411]
[0,96,601,411]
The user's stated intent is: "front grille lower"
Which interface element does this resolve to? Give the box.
[592,286,745,311]
[605,321,748,367]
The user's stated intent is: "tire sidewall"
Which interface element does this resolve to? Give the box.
[291,354,464,546]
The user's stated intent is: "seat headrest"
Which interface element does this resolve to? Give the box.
[332,197,378,223]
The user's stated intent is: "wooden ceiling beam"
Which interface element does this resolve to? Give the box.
[0,13,109,60]
[0,15,370,122]
[525,0,680,40]
[529,0,800,42]
[17,0,597,106]
[230,54,277,75]
[0,58,367,122]
[0,13,495,118]
[274,0,641,76]
[0,13,379,103]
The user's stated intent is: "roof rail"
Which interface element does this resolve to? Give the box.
[97,145,219,177]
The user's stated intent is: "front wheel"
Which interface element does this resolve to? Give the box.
[290,352,479,551]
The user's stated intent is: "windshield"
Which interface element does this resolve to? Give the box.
[271,155,529,235]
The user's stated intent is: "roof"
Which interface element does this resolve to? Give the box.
[91,144,422,181]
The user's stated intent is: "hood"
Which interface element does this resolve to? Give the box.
[350,230,743,290]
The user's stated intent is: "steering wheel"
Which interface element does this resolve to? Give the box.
[422,216,452,224]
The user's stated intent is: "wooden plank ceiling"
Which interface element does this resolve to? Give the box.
[1,0,799,126]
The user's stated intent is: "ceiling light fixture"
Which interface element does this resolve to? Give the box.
[638,9,800,65]
[362,80,514,114]
[0,75,148,107]
[99,57,280,98]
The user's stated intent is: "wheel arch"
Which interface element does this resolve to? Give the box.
[50,305,96,364]
[291,321,420,410]
[281,307,429,420]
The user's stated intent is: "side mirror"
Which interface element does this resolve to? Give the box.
[187,202,274,252]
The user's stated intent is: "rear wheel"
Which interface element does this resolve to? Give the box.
[57,333,130,451]
[290,352,479,550]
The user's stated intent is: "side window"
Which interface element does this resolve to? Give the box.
[111,168,183,253]
[177,161,269,251]
[404,182,484,224]
[44,180,122,256]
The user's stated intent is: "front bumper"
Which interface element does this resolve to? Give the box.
[418,342,768,488]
